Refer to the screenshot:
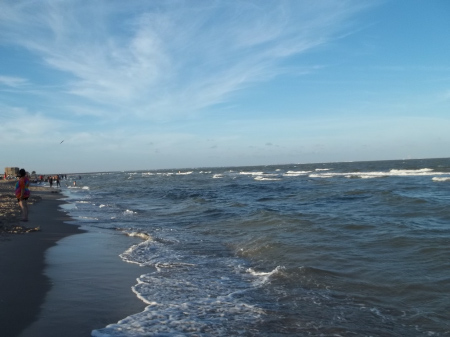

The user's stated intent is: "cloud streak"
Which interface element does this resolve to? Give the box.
[0,76,28,88]
[0,0,369,121]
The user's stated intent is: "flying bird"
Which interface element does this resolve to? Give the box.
[60,140,64,144]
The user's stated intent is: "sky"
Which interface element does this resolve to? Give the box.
[1,0,449,173]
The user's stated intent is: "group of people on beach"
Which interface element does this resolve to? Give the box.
[36,174,67,187]
[46,175,61,187]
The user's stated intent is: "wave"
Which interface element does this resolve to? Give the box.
[240,171,265,176]
[389,168,434,175]
[284,170,311,177]
[246,266,285,285]
[119,239,154,266]
[93,271,264,337]
[310,168,450,179]
[238,171,282,181]
[120,229,152,241]
[254,176,281,181]
[154,262,197,272]
[108,228,268,337]
[432,177,450,182]
[123,209,137,215]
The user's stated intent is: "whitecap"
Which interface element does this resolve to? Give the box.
[389,168,434,175]
[176,171,193,175]
[240,171,264,176]
[284,170,311,176]
[309,168,450,179]
[432,177,450,182]
[246,266,285,285]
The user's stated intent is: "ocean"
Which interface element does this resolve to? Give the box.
[58,158,450,336]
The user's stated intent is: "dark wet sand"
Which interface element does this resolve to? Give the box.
[0,184,146,337]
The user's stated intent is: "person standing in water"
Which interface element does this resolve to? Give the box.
[15,168,30,221]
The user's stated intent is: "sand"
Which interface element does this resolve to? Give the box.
[0,181,146,337]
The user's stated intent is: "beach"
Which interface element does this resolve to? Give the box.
[2,158,449,336]
[0,181,145,337]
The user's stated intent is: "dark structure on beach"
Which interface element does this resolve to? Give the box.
[4,167,19,177]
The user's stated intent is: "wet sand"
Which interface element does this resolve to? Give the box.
[0,181,146,337]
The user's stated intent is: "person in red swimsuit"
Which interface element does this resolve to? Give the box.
[15,168,30,221]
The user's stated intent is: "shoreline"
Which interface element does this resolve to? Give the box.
[0,183,84,336]
[0,182,146,337]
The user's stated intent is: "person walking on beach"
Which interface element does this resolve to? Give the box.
[15,168,30,221]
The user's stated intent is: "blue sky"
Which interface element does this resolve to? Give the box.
[1,0,449,173]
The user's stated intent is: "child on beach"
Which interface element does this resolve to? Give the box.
[15,168,30,221]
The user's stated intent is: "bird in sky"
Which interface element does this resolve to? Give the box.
[60,140,64,144]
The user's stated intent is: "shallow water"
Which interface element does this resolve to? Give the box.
[59,158,450,336]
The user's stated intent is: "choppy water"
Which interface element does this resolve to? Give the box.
[59,158,450,336]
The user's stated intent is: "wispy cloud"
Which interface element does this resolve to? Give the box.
[0,0,370,121]
[0,107,66,141]
[0,76,28,88]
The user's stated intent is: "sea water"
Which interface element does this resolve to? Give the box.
[59,158,450,336]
